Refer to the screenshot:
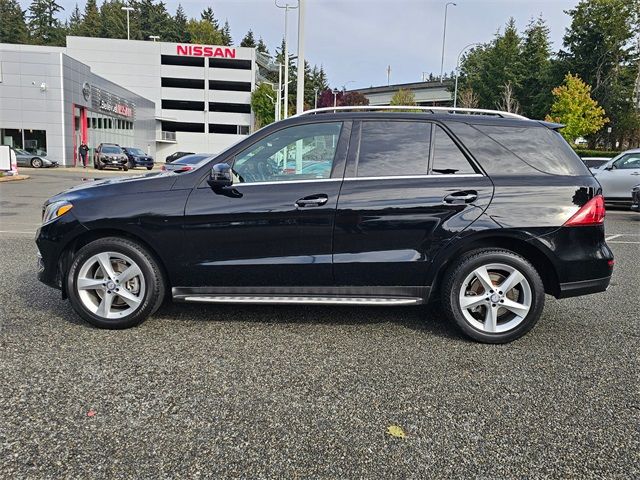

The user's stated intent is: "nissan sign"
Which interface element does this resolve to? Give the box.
[176,44,237,58]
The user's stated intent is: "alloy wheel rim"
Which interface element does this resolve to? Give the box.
[76,251,146,320]
[458,263,532,334]
[32,158,42,167]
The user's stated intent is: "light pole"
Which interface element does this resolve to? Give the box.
[275,0,298,119]
[453,42,482,108]
[440,2,456,82]
[149,35,160,42]
[121,6,134,40]
[295,0,306,114]
[276,62,283,121]
[332,88,339,108]
[314,87,319,109]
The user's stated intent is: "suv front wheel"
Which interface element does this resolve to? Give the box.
[66,237,165,329]
[441,249,545,343]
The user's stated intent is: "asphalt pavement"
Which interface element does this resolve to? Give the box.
[1,168,639,478]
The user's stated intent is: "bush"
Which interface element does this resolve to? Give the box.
[573,149,620,158]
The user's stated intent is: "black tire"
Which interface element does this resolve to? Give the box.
[128,159,135,169]
[95,159,102,170]
[123,165,129,171]
[31,157,43,168]
[441,248,545,343]
[146,166,153,170]
[66,237,165,329]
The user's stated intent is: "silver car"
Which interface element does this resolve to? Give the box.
[14,148,58,168]
[592,148,640,205]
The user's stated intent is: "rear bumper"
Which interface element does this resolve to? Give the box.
[557,276,611,299]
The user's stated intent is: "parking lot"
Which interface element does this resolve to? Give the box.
[1,168,638,478]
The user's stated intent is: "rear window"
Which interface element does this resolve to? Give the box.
[476,125,590,176]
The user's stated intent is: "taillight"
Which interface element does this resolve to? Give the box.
[563,195,605,226]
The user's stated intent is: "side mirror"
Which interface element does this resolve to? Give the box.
[208,162,233,188]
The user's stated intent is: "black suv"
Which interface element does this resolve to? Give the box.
[36,108,614,343]
[122,147,154,170]
[94,143,128,171]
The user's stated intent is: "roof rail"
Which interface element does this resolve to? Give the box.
[294,105,528,120]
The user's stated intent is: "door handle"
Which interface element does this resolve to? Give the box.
[296,194,328,208]
[443,190,478,204]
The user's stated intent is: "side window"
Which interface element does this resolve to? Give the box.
[357,121,431,177]
[613,154,640,170]
[233,122,342,183]
[431,126,476,175]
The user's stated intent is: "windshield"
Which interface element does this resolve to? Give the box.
[127,148,145,155]
[102,146,122,154]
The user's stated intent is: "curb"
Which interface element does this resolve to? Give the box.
[0,175,30,183]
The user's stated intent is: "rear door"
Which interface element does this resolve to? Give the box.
[333,120,494,286]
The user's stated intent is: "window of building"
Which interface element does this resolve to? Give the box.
[1,128,23,149]
[161,55,204,67]
[209,102,251,114]
[209,58,252,70]
[23,129,47,155]
[431,126,476,175]
[356,121,431,177]
[209,80,252,92]
[233,122,342,183]
[161,77,205,89]
[162,100,205,111]
[161,121,205,133]
[208,124,251,135]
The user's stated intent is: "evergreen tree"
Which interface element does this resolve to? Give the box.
[80,0,100,37]
[251,83,276,129]
[0,0,29,44]
[28,0,65,45]
[99,0,127,39]
[559,0,639,147]
[200,6,219,29]
[220,20,232,46]
[256,37,268,55]
[67,3,82,36]
[132,0,172,41]
[240,29,256,48]
[517,16,552,119]
[170,4,189,43]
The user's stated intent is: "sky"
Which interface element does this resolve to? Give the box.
[29,0,580,88]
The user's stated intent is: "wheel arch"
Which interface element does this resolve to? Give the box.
[59,228,170,299]
[430,233,560,298]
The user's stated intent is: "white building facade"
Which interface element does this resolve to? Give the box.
[66,37,256,160]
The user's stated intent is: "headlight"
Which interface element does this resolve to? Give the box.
[42,200,73,224]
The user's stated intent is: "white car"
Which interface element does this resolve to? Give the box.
[592,148,640,205]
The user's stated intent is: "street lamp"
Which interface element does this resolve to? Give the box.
[453,42,482,108]
[149,35,160,42]
[332,88,339,108]
[275,0,299,119]
[121,6,134,40]
[440,2,457,82]
[314,87,319,109]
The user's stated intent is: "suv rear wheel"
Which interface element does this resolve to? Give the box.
[66,237,165,329]
[441,249,544,343]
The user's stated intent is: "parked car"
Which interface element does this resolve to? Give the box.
[632,184,640,212]
[14,148,58,168]
[165,151,195,163]
[161,154,214,173]
[581,157,610,171]
[122,147,154,170]
[36,107,614,343]
[592,149,640,206]
[94,143,128,171]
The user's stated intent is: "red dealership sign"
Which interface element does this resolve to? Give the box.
[176,44,237,58]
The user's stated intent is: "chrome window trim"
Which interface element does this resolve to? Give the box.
[234,178,341,187]
[343,174,484,181]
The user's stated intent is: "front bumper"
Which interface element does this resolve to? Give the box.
[133,157,154,167]
[100,157,127,166]
[631,189,640,211]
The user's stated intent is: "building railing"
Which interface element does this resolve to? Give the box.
[158,131,176,142]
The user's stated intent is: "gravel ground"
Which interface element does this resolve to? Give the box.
[1,171,639,478]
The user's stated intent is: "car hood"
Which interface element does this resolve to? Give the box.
[46,172,177,205]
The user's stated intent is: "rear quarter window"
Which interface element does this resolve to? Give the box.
[476,125,590,176]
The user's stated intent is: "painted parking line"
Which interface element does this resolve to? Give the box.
[0,230,35,235]
[606,234,623,241]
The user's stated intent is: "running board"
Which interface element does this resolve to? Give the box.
[175,295,423,306]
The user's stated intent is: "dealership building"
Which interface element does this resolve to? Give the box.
[0,37,258,166]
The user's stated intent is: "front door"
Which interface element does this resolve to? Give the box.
[182,121,349,287]
[597,152,640,200]
[333,120,494,286]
